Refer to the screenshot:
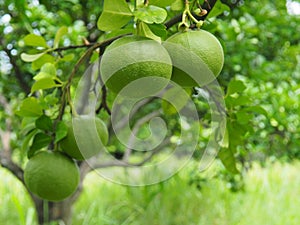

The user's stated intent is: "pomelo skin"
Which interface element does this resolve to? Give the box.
[163,30,224,87]
[59,115,109,160]
[24,151,80,202]
[100,35,172,95]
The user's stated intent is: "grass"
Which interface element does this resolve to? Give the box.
[1,160,300,225]
[0,169,37,225]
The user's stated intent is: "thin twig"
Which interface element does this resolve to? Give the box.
[89,137,172,169]
[164,0,218,29]
[123,110,161,162]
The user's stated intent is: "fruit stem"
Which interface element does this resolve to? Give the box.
[180,0,204,30]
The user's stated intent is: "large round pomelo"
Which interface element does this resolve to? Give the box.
[24,151,80,202]
[59,115,108,160]
[100,36,172,96]
[163,30,224,87]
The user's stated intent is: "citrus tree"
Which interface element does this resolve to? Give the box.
[1,0,299,224]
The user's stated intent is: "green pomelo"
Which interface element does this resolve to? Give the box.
[24,151,80,202]
[59,115,108,160]
[100,36,172,96]
[163,30,224,87]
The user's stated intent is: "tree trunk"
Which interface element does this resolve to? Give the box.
[33,197,74,225]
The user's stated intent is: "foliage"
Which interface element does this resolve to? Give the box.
[1,0,300,223]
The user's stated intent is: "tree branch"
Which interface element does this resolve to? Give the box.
[89,137,171,169]
[95,56,111,115]
[112,97,157,133]
[164,0,218,29]
[123,110,161,162]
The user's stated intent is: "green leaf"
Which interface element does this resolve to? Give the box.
[150,0,174,7]
[236,110,253,125]
[171,0,184,11]
[225,95,251,108]
[22,128,39,153]
[148,24,167,39]
[33,72,54,81]
[31,77,61,93]
[227,79,246,96]
[227,121,247,148]
[21,52,47,62]
[134,5,167,24]
[16,97,43,117]
[54,26,68,48]
[23,34,49,48]
[35,115,53,131]
[39,63,56,77]
[28,133,52,158]
[32,54,55,70]
[138,22,161,42]
[54,121,68,143]
[33,63,57,81]
[218,148,239,174]
[97,0,133,31]
[245,105,268,116]
[60,53,75,62]
[208,1,230,19]
[21,117,36,134]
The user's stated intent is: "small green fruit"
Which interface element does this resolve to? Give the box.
[100,36,172,96]
[59,115,108,160]
[24,151,80,202]
[163,30,224,87]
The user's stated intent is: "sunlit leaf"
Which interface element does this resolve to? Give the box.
[33,72,53,81]
[54,26,68,48]
[31,77,61,93]
[41,63,56,76]
[21,52,46,62]
[208,1,230,18]
[138,22,161,42]
[134,5,167,24]
[16,97,43,117]
[23,34,49,48]
[32,54,55,70]
[60,53,75,62]
[171,0,184,11]
[97,0,133,31]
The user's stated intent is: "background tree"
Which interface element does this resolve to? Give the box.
[1,0,300,224]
